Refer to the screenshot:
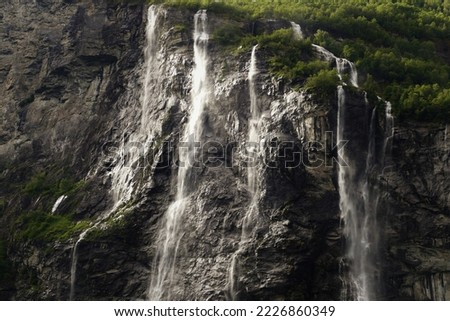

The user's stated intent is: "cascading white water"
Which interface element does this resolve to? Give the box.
[110,5,162,208]
[337,82,374,300]
[51,195,67,213]
[336,58,358,88]
[338,89,395,300]
[312,44,336,62]
[69,5,162,300]
[312,44,358,87]
[348,103,378,301]
[383,102,394,164]
[69,228,91,300]
[141,5,161,150]
[317,42,377,299]
[148,10,209,301]
[228,45,260,300]
[246,45,260,209]
[290,21,304,39]
[337,85,371,300]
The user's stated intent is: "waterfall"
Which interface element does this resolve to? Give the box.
[337,85,370,300]
[312,44,336,62]
[383,102,394,165]
[227,45,260,300]
[51,195,67,213]
[353,104,379,301]
[69,5,162,300]
[246,45,260,205]
[337,85,374,300]
[338,89,395,300]
[141,5,161,149]
[312,44,358,87]
[290,21,304,39]
[69,228,90,300]
[314,41,387,299]
[148,10,209,301]
[110,5,161,208]
[336,58,359,88]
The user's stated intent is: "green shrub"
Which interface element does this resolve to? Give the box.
[23,172,85,198]
[241,29,317,82]
[305,69,340,100]
[212,24,244,46]
[173,23,187,33]
[154,0,450,122]
[15,210,90,242]
[399,84,450,121]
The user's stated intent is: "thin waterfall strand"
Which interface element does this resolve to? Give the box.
[69,227,91,300]
[383,102,395,168]
[51,195,67,213]
[338,89,390,300]
[148,10,209,300]
[356,105,379,301]
[312,44,358,87]
[246,45,260,207]
[290,21,304,39]
[110,5,161,208]
[228,45,260,300]
[336,86,365,300]
[70,5,161,300]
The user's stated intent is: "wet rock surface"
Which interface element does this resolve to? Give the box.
[382,125,450,300]
[0,1,448,301]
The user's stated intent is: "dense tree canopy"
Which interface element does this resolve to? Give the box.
[147,0,450,122]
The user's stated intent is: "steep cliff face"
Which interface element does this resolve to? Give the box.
[383,124,449,300]
[0,0,147,299]
[0,1,448,301]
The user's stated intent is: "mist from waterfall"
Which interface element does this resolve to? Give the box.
[148,10,209,301]
[70,5,162,300]
[227,45,261,300]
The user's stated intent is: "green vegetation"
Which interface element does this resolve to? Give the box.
[85,214,128,241]
[15,210,90,242]
[305,69,341,101]
[213,23,244,46]
[242,29,315,76]
[149,0,450,122]
[23,172,84,198]
[84,201,137,241]
[173,23,188,33]
[10,171,90,243]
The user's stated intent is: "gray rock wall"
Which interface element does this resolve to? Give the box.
[0,1,448,301]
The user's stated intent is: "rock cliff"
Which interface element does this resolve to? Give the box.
[0,1,448,300]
